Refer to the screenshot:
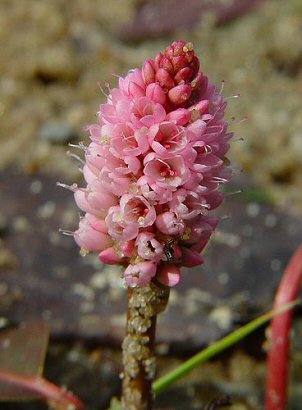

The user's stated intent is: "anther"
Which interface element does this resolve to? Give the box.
[183,42,194,52]
[230,116,248,125]
[233,137,245,142]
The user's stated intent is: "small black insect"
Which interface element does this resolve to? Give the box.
[163,239,176,264]
[203,394,231,410]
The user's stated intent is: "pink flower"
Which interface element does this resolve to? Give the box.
[157,264,181,287]
[67,40,233,287]
[146,83,166,105]
[99,247,124,265]
[130,96,166,128]
[166,108,191,126]
[119,68,146,98]
[120,194,156,228]
[105,205,138,241]
[169,188,209,220]
[155,211,185,236]
[143,155,190,189]
[110,123,144,158]
[136,232,164,262]
[148,122,188,157]
[124,262,157,287]
[74,215,111,252]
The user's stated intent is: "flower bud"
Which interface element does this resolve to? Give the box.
[168,84,192,105]
[142,59,155,84]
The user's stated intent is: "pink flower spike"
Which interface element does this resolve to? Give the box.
[69,40,233,287]
[157,265,181,287]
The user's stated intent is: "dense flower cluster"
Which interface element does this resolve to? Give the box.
[71,40,232,287]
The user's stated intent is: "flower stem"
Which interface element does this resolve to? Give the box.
[121,281,169,410]
[265,243,302,410]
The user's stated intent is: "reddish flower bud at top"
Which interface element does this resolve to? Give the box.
[168,84,192,106]
[142,59,155,85]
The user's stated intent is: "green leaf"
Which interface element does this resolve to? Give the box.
[153,300,299,395]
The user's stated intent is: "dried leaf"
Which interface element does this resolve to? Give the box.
[0,321,49,399]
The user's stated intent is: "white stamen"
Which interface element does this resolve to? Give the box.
[204,144,212,154]
[67,151,85,165]
[68,141,87,151]
[219,80,225,94]
[225,93,240,100]
[59,228,74,236]
[211,176,228,184]
[97,81,109,98]
[226,189,243,196]
[56,182,78,192]
[157,158,170,168]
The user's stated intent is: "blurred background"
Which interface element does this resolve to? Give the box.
[0,1,302,409]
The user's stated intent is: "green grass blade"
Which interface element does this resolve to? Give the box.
[153,300,299,395]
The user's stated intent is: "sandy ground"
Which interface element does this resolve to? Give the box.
[0,0,301,212]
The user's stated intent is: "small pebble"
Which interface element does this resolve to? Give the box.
[39,121,77,144]
[0,213,8,235]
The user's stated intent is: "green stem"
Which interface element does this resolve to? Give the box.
[153,301,298,395]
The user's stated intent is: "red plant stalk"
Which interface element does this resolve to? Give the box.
[0,370,84,410]
[265,243,302,410]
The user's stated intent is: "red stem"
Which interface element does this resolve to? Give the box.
[265,243,302,410]
[0,370,84,410]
